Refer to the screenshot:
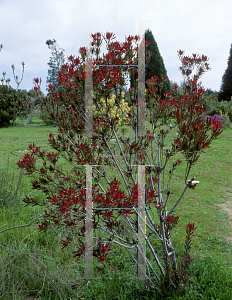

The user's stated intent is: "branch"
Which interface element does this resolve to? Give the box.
[0,214,46,234]
[164,177,199,221]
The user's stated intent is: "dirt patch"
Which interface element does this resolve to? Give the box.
[215,191,232,243]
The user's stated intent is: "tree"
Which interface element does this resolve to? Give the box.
[0,85,27,127]
[46,39,65,92]
[218,44,232,102]
[130,29,170,93]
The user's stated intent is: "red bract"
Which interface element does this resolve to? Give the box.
[186,223,196,231]
[61,237,71,249]
[17,153,36,171]
[48,194,59,203]
[162,75,168,80]
[46,152,58,163]
[106,32,114,40]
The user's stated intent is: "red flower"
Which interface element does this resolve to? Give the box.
[97,254,110,263]
[79,47,86,55]
[17,153,36,170]
[120,209,135,215]
[17,160,26,168]
[53,92,60,98]
[166,215,174,224]
[152,176,158,182]
[151,75,158,81]
[47,152,58,164]
[146,189,158,203]
[101,244,112,254]
[38,221,48,231]
[162,75,168,81]
[61,237,71,249]
[60,201,70,213]
[48,194,59,203]
[38,223,44,230]
[187,223,195,231]
[174,137,179,144]
[106,32,113,40]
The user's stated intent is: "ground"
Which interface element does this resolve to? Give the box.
[215,189,232,243]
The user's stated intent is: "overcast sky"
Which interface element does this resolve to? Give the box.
[0,0,232,95]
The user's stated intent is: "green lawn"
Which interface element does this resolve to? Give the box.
[0,116,232,299]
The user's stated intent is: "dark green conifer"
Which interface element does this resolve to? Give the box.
[130,29,170,92]
[218,44,232,102]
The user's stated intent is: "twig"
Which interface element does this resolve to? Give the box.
[0,214,46,234]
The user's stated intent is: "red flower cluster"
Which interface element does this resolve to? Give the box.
[17,153,36,171]
[47,152,59,164]
[166,215,179,224]
[186,223,196,231]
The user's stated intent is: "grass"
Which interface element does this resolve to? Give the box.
[0,115,232,299]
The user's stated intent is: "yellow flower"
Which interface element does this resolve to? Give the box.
[92,91,131,126]
[220,110,222,116]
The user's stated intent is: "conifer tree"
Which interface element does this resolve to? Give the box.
[218,44,232,102]
[130,29,170,92]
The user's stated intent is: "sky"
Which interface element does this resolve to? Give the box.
[0,0,232,96]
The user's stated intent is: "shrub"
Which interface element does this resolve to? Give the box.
[0,85,27,127]
[203,99,232,124]
[200,112,232,129]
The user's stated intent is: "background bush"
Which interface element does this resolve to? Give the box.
[0,85,28,127]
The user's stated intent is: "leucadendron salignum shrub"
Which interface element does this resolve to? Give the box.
[17,33,223,296]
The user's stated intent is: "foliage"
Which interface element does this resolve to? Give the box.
[46,39,65,92]
[201,96,232,125]
[27,89,38,98]
[130,29,170,94]
[16,33,223,297]
[219,43,232,102]
[0,85,28,127]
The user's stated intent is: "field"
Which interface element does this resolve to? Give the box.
[1,116,232,299]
